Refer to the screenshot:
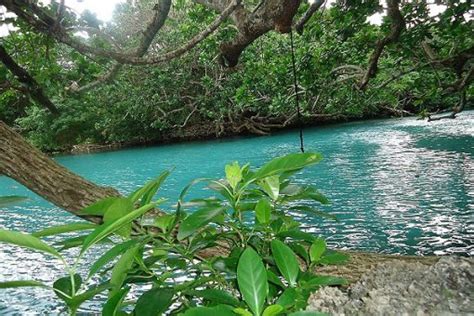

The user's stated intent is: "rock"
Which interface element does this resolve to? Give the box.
[307,256,474,315]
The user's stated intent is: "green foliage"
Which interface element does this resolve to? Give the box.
[0,153,348,315]
[2,1,471,152]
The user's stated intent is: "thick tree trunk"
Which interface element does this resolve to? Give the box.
[0,121,119,223]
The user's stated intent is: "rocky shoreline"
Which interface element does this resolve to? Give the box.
[309,255,473,315]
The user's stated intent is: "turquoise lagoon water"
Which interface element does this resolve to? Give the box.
[0,113,473,314]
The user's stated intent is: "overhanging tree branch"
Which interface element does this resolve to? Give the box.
[70,0,172,93]
[2,0,241,65]
[0,44,59,114]
[358,0,405,90]
[295,0,325,35]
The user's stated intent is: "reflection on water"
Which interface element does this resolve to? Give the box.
[0,112,473,314]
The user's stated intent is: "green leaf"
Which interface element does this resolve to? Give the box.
[56,235,112,251]
[32,222,97,238]
[267,270,284,288]
[103,198,134,237]
[0,229,62,259]
[262,304,283,316]
[183,305,236,316]
[69,283,110,310]
[186,289,239,306]
[102,287,130,316]
[259,175,280,200]
[233,308,253,316]
[280,186,329,205]
[53,274,82,303]
[109,245,140,297]
[0,196,28,207]
[0,280,47,289]
[289,242,310,264]
[253,153,322,180]
[309,239,326,263]
[81,203,155,254]
[88,240,138,278]
[255,198,271,224]
[276,229,315,243]
[78,197,120,216]
[237,247,268,316]
[133,288,174,316]
[276,288,297,308]
[154,214,175,233]
[271,240,300,286]
[128,170,170,206]
[225,161,242,190]
[177,206,225,240]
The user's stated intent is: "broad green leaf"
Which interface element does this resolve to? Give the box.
[183,305,236,316]
[53,274,82,303]
[276,288,297,308]
[88,240,138,278]
[309,239,326,263]
[255,198,271,224]
[0,229,62,259]
[281,186,329,205]
[109,245,140,297]
[128,170,170,205]
[32,222,97,238]
[259,175,280,200]
[262,304,283,316]
[103,198,134,237]
[225,161,242,190]
[253,153,322,180]
[0,196,28,207]
[102,287,130,316]
[0,280,47,289]
[81,203,155,254]
[154,214,175,233]
[133,288,174,316]
[177,206,225,240]
[233,308,253,316]
[271,240,300,286]
[276,229,315,243]
[78,197,120,216]
[186,289,239,306]
[237,247,268,316]
[289,242,310,264]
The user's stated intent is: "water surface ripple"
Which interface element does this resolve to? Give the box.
[0,113,473,314]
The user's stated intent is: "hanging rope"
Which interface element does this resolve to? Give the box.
[289,29,305,153]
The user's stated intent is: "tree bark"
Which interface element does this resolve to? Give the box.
[0,121,119,223]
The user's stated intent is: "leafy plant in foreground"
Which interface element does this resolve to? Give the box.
[0,153,348,315]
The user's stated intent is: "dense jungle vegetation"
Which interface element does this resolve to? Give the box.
[1,0,472,152]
